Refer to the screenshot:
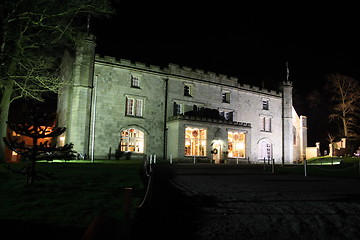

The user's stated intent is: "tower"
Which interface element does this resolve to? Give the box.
[282,80,293,163]
[299,115,307,160]
[57,34,96,156]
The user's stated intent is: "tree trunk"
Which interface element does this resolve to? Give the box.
[0,82,13,162]
[342,116,348,138]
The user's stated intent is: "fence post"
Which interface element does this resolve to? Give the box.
[304,159,307,177]
[263,158,266,170]
[272,158,275,174]
[149,155,153,165]
[236,157,239,164]
[193,155,196,164]
[123,187,132,239]
[170,154,173,164]
[154,155,156,164]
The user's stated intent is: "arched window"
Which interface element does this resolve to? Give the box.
[120,128,144,153]
[258,139,272,160]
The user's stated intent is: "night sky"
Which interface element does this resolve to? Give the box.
[92,3,360,148]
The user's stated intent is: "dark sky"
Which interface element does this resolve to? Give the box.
[92,2,360,147]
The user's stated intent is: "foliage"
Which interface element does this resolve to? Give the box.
[3,107,75,184]
[0,0,114,162]
[0,0,114,101]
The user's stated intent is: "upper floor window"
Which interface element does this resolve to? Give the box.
[260,116,271,132]
[293,126,297,145]
[184,84,192,97]
[222,91,230,103]
[219,110,233,121]
[262,99,269,110]
[173,102,184,116]
[131,75,140,88]
[126,97,143,117]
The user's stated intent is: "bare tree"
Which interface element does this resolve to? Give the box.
[0,0,113,161]
[326,73,360,140]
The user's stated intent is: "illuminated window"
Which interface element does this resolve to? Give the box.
[126,97,143,117]
[12,131,20,136]
[59,136,65,147]
[120,128,144,153]
[185,127,206,156]
[228,131,246,158]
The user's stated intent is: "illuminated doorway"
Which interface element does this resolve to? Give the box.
[212,140,222,164]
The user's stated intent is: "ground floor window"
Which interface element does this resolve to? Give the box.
[185,127,206,156]
[120,128,144,153]
[228,131,246,158]
[259,139,272,159]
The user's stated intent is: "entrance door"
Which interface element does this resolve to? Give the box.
[259,139,272,160]
[212,142,221,164]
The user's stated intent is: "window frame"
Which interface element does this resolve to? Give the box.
[126,97,144,117]
[184,84,192,97]
[222,91,231,103]
[184,127,207,156]
[131,75,140,88]
[260,116,272,132]
[227,131,246,158]
[120,128,145,153]
[262,99,269,110]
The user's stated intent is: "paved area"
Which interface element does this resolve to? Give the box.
[131,164,360,240]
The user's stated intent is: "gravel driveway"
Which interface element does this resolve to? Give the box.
[132,164,360,240]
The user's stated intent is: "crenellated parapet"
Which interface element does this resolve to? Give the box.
[95,55,166,73]
[95,54,282,97]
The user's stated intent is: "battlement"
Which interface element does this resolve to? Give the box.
[95,55,165,73]
[95,54,281,97]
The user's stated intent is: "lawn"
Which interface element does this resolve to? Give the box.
[0,160,145,239]
[274,157,360,178]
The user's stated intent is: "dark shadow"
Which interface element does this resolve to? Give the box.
[130,164,217,240]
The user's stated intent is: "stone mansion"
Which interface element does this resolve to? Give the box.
[57,35,307,163]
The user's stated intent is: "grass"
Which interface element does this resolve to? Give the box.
[0,160,145,230]
[274,157,360,178]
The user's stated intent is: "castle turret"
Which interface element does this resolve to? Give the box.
[58,34,96,157]
[282,80,293,163]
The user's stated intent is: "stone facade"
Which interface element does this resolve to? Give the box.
[57,36,307,163]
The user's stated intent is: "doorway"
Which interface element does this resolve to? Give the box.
[212,141,222,164]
